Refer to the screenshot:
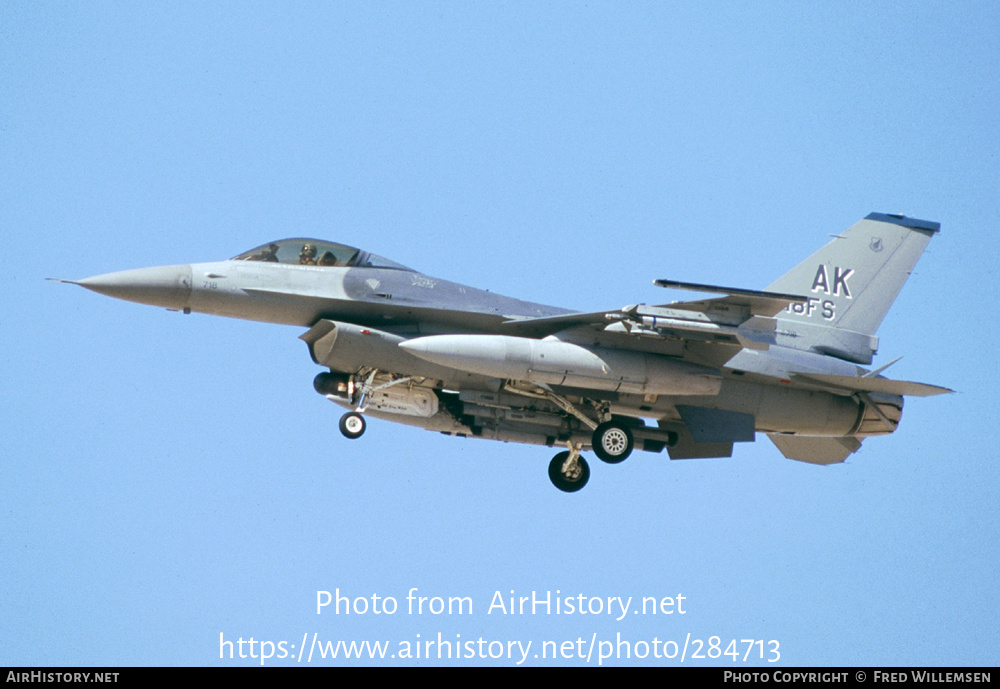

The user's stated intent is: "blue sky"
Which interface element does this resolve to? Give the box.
[3,2,998,666]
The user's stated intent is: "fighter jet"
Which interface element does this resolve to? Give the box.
[54,213,951,492]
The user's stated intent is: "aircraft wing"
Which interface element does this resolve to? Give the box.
[499,281,808,363]
[501,280,809,340]
[651,279,809,318]
[500,309,630,337]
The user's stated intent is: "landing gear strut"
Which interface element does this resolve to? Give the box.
[330,369,416,441]
[548,444,590,492]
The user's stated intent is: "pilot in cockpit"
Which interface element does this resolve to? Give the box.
[299,243,318,265]
[240,243,279,262]
[259,243,279,262]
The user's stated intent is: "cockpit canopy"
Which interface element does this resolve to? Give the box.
[230,238,412,271]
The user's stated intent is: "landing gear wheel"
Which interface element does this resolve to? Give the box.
[339,412,366,439]
[548,451,590,493]
[592,421,634,464]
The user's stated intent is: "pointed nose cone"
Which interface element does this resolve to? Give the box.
[76,264,194,310]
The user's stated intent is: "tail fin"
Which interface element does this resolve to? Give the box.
[766,213,939,363]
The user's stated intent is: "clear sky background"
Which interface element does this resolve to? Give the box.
[3,2,998,667]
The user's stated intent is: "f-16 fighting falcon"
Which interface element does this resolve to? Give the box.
[54,213,951,492]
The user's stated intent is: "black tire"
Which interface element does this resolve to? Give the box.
[339,412,366,439]
[548,451,590,492]
[592,420,634,464]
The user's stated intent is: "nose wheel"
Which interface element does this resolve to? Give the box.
[339,412,366,439]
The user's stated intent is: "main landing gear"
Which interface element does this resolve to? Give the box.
[548,445,591,493]
[591,420,634,464]
[548,420,636,492]
[500,384,636,492]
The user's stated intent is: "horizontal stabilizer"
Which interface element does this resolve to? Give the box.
[791,372,953,397]
[653,279,808,318]
[768,434,861,465]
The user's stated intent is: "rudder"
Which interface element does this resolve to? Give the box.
[766,213,939,341]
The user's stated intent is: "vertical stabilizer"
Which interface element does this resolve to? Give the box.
[765,213,939,361]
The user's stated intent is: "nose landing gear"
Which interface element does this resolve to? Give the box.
[339,412,366,439]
